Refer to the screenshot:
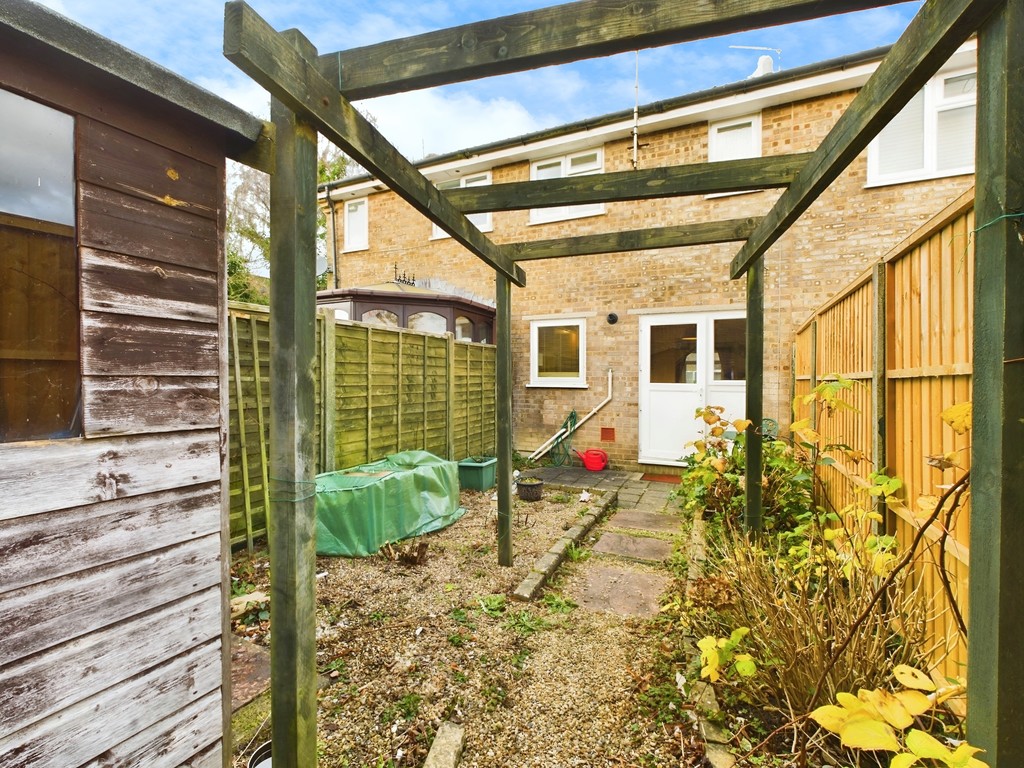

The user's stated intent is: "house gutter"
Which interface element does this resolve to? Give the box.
[529,368,613,461]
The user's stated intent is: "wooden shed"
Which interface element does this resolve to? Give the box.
[0,2,266,765]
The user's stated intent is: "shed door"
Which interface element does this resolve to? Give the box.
[638,312,746,465]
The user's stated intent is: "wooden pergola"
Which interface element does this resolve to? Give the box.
[222,0,1022,765]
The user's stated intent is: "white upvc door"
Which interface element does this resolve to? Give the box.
[638,311,747,466]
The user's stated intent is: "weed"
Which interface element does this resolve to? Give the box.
[504,609,550,636]
[368,610,389,624]
[319,657,349,681]
[549,491,572,503]
[379,693,421,724]
[540,593,577,614]
[511,648,531,670]
[637,682,685,725]
[449,607,476,629]
[482,681,508,710]
[452,669,468,684]
[447,632,467,647]
[565,542,590,562]
[477,593,507,618]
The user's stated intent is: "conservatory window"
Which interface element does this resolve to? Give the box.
[454,316,474,341]
[867,68,976,186]
[529,149,604,225]
[529,318,586,388]
[0,88,80,443]
[408,311,447,335]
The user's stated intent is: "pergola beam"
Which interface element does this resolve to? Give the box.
[445,154,810,213]
[318,0,909,100]
[730,0,1003,278]
[509,218,758,261]
[223,0,525,287]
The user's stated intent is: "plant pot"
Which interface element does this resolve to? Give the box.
[517,478,544,501]
[248,742,272,768]
[458,456,497,491]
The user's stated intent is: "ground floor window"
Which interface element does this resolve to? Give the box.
[529,317,586,388]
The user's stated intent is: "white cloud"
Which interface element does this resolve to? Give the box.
[361,89,542,160]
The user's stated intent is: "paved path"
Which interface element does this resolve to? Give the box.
[529,466,682,617]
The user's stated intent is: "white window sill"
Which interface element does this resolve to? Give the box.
[864,167,973,189]
[528,208,605,226]
[342,245,369,253]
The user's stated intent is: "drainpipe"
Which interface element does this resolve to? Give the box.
[320,180,343,289]
[529,368,613,461]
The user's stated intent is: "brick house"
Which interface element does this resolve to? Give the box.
[322,41,976,473]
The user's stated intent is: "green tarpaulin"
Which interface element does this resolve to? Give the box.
[314,450,466,556]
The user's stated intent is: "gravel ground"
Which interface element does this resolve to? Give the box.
[232,487,699,767]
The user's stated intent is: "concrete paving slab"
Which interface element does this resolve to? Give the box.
[592,531,674,562]
[574,564,670,617]
[608,509,682,534]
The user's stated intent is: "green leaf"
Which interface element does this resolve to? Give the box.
[733,654,757,678]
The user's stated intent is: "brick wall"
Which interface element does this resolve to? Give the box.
[329,88,973,472]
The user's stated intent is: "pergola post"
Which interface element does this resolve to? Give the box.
[744,256,764,532]
[267,31,320,767]
[968,0,1024,763]
[496,273,514,566]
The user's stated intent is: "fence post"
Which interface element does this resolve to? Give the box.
[871,263,888,528]
[230,311,255,552]
[321,308,336,473]
[447,334,456,460]
[744,256,764,532]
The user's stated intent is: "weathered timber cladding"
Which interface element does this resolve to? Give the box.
[793,190,974,680]
[228,303,496,546]
[0,23,237,765]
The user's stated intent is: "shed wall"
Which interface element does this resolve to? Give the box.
[0,46,229,768]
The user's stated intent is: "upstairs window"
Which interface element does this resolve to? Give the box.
[707,113,761,197]
[529,149,604,225]
[867,68,976,186]
[709,114,761,163]
[433,172,492,238]
[528,318,587,388]
[343,197,368,252]
[1,88,80,442]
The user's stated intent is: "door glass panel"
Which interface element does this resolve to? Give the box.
[650,323,697,383]
[713,318,746,381]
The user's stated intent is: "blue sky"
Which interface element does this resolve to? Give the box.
[37,0,923,161]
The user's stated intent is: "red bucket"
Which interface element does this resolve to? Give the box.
[575,448,608,471]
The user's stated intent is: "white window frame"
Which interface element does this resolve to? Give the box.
[529,148,604,225]
[342,197,368,252]
[431,172,492,239]
[707,113,761,198]
[528,317,587,388]
[867,66,976,187]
